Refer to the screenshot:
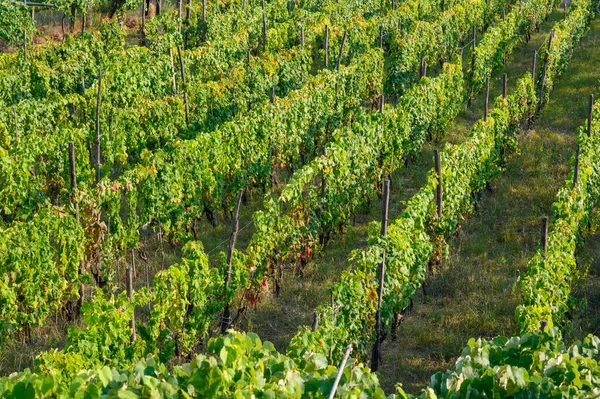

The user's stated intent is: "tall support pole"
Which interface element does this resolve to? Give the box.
[370,180,390,372]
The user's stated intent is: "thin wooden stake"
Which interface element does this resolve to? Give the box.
[31,7,35,43]
[484,78,489,121]
[69,142,85,315]
[435,150,442,219]
[320,147,327,202]
[300,26,304,46]
[329,344,353,399]
[502,73,507,99]
[177,0,182,31]
[330,291,335,322]
[324,24,329,68]
[141,0,146,44]
[468,25,477,108]
[95,68,102,184]
[379,94,385,113]
[220,189,244,333]
[202,0,207,41]
[420,58,427,77]
[12,107,18,144]
[531,50,538,82]
[574,145,580,184]
[262,13,267,48]
[312,311,319,331]
[169,48,177,95]
[68,142,77,190]
[336,30,347,71]
[537,30,555,113]
[588,94,594,137]
[370,180,390,372]
[127,259,136,343]
[23,0,27,57]
[184,0,192,47]
[270,86,275,103]
[379,25,383,49]
[540,216,548,257]
[177,46,189,125]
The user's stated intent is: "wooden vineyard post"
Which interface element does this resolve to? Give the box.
[270,86,277,185]
[324,24,329,68]
[370,179,390,372]
[379,25,383,49]
[379,94,385,113]
[588,94,594,137]
[312,311,319,331]
[392,0,395,10]
[574,145,580,184]
[262,13,267,49]
[472,25,477,65]
[169,48,177,96]
[441,0,445,11]
[69,142,77,194]
[330,291,335,322]
[69,142,85,315]
[435,150,443,219]
[467,25,477,108]
[537,30,555,114]
[177,0,182,32]
[540,216,548,257]
[529,51,538,129]
[220,190,244,333]
[12,107,18,144]
[329,344,353,399]
[502,73,507,99]
[177,46,190,125]
[31,7,35,43]
[484,78,489,121]
[420,58,427,77]
[336,30,347,71]
[95,68,102,184]
[531,50,538,82]
[128,252,136,343]
[300,26,305,46]
[184,0,192,47]
[320,147,327,234]
[141,0,146,45]
[23,0,27,58]
[202,0,207,41]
